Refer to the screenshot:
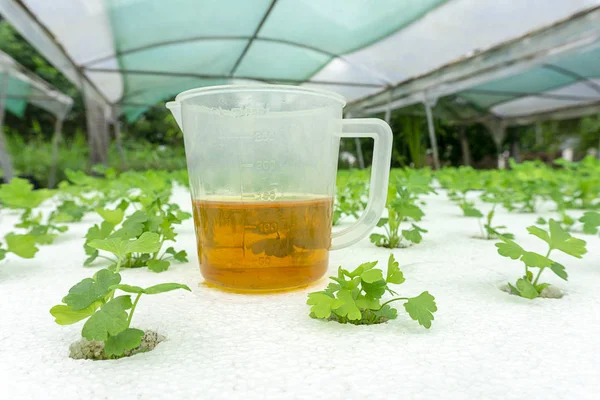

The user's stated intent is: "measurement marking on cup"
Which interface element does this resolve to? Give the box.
[240,160,278,170]
[253,131,275,142]
[258,222,278,234]
[222,135,252,140]
[242,189,279,201]
[255,160,277,171]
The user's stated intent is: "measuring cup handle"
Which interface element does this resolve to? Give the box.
[331,118,393,250]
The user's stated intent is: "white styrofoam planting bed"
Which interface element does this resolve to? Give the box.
[1,187,599,399]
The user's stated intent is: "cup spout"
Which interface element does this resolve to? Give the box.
[166,101,183,130]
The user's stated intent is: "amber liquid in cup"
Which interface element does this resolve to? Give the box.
[192,197,333,291]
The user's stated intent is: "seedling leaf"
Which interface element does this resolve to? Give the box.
[549,262,568,281]
[82,295,132,341]
[386,254,405,284]
[143,283,191,294]
[403,291,437,328]
[495,238,524,260]
[516,278,538,299]
[307,293,336,319]
[50,301,102,325]
[104,328,144,357]
[63,269,121,310]
[148,259,170,272]
[5,233,38,258]
[96,207,125,226]
[331,289,362,320]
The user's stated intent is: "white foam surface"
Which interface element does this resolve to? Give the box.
[1,187,599,399]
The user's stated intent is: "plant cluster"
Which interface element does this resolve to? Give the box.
[50,232,190,358]
[333,177,367,225]
[0,178,66,245]
[307,254,437,328]
[83,197,190,272]
[370,172,434,248]
[495,219,587,299]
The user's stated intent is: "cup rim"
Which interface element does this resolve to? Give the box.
[173,84,347,107]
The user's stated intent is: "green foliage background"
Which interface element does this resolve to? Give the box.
[1,18,600,185]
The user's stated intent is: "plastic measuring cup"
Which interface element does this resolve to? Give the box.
[167,85,392,291]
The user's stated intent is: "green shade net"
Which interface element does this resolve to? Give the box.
[106,0,448,120]
[454,46,600,113]
[0,72,33,118]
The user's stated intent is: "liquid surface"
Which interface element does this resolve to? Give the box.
[192,197,333,291]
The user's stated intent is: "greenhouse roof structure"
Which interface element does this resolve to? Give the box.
[349,6,600,126]
[0,49,73,119]
[0,49,73,183]
[1,0,599,123]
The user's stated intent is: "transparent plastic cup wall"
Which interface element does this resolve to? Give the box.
[167,85,392,291]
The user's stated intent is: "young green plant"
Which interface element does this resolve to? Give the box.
[463,202,514,240]
[307,254,437,328]
[495,219,587,299]
[0,233,39,261]
[580,211,600,235]
[50,233,190,358]
[84,196,190,272]
[0,178,67,244]
[370,187,427,248]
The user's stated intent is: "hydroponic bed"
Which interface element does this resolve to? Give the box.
[1,185,599,400]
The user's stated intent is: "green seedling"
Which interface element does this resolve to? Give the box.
[50,233,190,358]
[495,219,587,299]
[370,187,427,248]
[333,180,367,225]
[580,211,600,235]
[554,156,600,209]
[462,203,514,240]
[84,196,190,272]
[0,178,67,244]
[0,233,39,261]
[50,200,88,223]
[535,211,575,232]
[307,254,437,328]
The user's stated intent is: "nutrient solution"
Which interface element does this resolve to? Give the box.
[192,196,333,291]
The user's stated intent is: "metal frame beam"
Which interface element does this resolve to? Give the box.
[230,0,277,75]
[351,6,600,116]
[48,116,64,188]
[0,69,14,182]
[424,100,440,170]
[82,67,384,89]
[504,100,600,125]
[82,36,339,68]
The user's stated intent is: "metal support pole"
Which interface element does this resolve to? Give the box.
[484,118,508,169]
[535,122,543,147]
[48,117,64,188]
[0,69,14,182]
[384,92,393,124]
[424,100,440,170]
[458,125,472,166]
[80,72,109,168]
[354,138,365,169]
[346,111,365,169]
[112,105,127,168]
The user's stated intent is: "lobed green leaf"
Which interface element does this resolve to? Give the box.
[95,207,125,226]
[50,300,103,325]
[82,295,132,341]
[386,254,405,284]
[63,269,121,310]
[403,291,437,329]
[5,233,39,258]
[104,328,145,357]
[516,278,538,299]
